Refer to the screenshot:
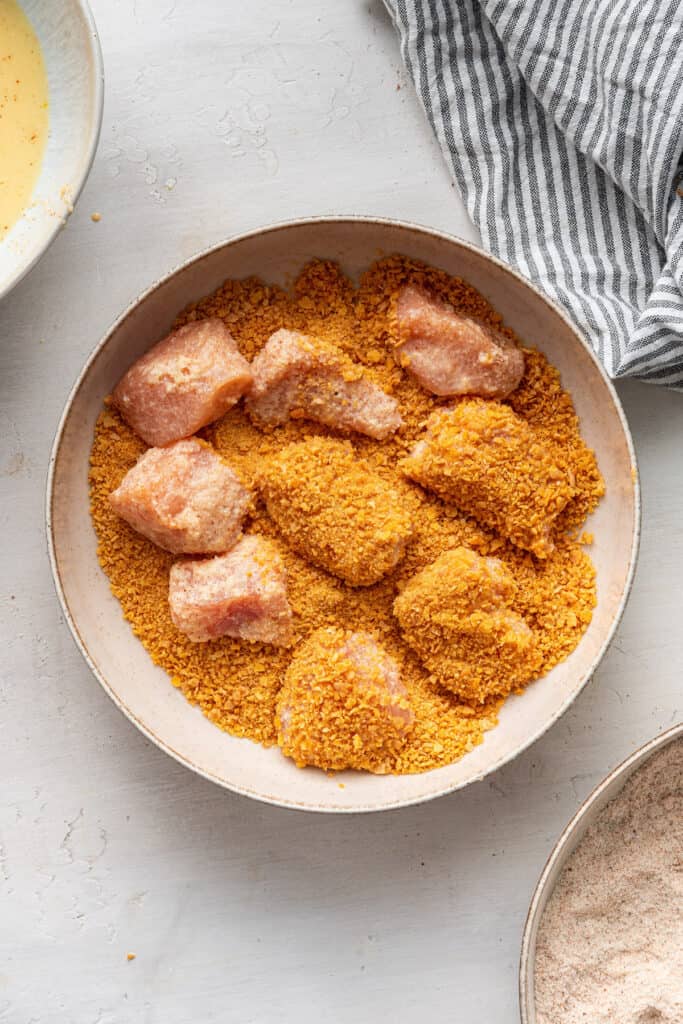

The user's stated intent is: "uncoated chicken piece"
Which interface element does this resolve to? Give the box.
[395,285,524,398]
[113,318,253,446]
[259,437,413,586]
[109,438,250,555]
[402,400,575,558]
[246,329,402,440]
[393,547,540,704]
[276,627,414,772]
[168,535,293,645]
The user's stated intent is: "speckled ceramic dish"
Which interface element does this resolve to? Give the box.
[0,0,103,301]
[519,722,683,1022]
[46,217,641,812]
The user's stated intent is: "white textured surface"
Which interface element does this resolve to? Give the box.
[0,2,679,1022]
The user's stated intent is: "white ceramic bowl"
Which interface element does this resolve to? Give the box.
[519,722,683,1022]
[47,217,641,812]
[0,0,103,301]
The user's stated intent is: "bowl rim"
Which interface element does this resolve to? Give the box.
[45,215,642,812]
[518,720,683,1022]
[0,0,105,302]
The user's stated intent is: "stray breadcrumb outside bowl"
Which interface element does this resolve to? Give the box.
[47,217,640,812]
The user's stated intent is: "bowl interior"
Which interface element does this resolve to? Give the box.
[519,723,682,1022]
[48,219,639,812]
[0,0,103,299]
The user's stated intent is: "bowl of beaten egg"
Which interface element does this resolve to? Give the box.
[0,0,103,301]
[47,218,640,812]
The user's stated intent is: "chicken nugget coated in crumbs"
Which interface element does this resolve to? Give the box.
[403,400,575,558]
[259,437,413,586]
[277,627,414,772]
[394,547,541,704]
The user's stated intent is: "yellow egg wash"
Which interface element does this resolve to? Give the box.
[0,0,49,239]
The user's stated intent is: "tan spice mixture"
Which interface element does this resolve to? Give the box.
[89,256,603,774]
[534,737,683,1024]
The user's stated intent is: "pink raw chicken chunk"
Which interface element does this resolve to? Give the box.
[169,535,293,645]
[395,284,525,398]
[113,318,253,446]
[246,328,402,440]
[109,438,250,554]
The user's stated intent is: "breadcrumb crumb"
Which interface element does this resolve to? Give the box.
[403,400,576,558]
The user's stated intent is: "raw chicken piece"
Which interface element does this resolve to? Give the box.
[393,547,540,703]
[402,400,575,558]
[168,535,292,644]
[395,284,524,398]
[246,328,402,440]
[109,438,250,554]
[259,437,413,586]
[277,627,414,772]
[113,318,253,446]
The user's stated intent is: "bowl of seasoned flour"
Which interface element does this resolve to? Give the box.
[520,722,683,1024]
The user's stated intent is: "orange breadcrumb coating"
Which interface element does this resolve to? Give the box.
[259,437,413,586]
[276,627,413,772]
[394,547,541,704]
[403,400,576,558]
[89,255,603,775]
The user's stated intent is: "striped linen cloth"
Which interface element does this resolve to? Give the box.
[386,0,683,383]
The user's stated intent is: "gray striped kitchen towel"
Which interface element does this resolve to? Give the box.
[386,0,683,383]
